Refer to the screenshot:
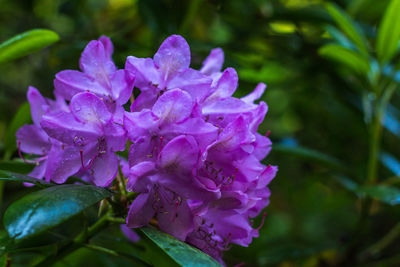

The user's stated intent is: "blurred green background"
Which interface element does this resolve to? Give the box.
[1,0,400,266]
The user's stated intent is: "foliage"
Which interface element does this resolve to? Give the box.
[1,0,400,266]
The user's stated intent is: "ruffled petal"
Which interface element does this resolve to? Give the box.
[152,89,194,123]
[41,111,100,145]
[200,48,224,75]
[16,125,50,155]
[45,144,96,183]
[241,83,266,104]
[98,36,114,59]
[154,35,190,82]
[126,191,156,228]
[90,151,119,187]
[125,56,160,90]
[27,86,47,126]
[54,70,108,100]
[124,110,158,141]
[110,69,135,106]
[158,135,199,173]
[70,92,112,125]
[79,39,116,79]
[167,69,212,102]
[206,68,238,103]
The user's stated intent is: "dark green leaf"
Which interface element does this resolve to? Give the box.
[319,44,370,75]
[140,226,222,267]
[376,0,400,63]
[357,185,400,205]
[0,161,34,174]
[325,3,369,56]
[4,185,112,240]
[3,102,31,159]
[0,170,51,188]
[0,29,59,64]
[0,253,8,267]
[273,144,347,171]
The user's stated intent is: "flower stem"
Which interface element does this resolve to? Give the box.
[360,221,400,260]
[34,213,111,267]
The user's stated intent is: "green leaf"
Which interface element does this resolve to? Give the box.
[325,3,369,56]
[140,227,222,267]
[273,144,347,171]
[0,170,51,188]
[0,253,7,267]
[3,185,112,241]
[357,185,400,205]
[319,44,370,75]
[0,29,59,64]
[376,0,400,63]
[3,102,31,159]
[0,161,33,174]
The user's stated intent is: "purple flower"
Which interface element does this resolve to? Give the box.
[16,86,64,181]
[126,35,212,111]
[41,92,126,186]
[15,34,277,264]
[54,36,134,122]
[124,34,277,263]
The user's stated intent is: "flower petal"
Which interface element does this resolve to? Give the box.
[124,110,158,141]
[200,48,224,75]
[110,69,135,105]
[45,144,96,183]
[70,92,112,125]
[90,151,119,187]
[54,70,107,100]
[41,111,100,145]
[205,68,238,103]
[167,69,212,102]
[27,86,47,126]
[16,125,50,155]
[152,89,194,123]
[125,56,160,90]
[79,39,116,79]
[126,191,156,228]
[158,135,199,173]
[154,35,190,81]
[98,36,114,59]
[241,83,266,104]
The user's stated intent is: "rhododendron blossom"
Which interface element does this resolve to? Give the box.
[16,34,277,264]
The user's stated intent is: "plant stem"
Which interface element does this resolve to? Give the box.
[34,213,111,267]
[361,221,400,259]
[366,109,383,184]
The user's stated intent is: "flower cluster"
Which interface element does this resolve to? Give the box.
[16,35,277,263]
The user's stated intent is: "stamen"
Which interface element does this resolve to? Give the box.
[159,136,164,154]
[265,130,271,137]
[224,233,232,249]
[254,212,267,231]
[18,141,40,164]
[80,150,86,169]
[170,200,180,222]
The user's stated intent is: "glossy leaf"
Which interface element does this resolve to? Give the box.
[357,185,400,205]
[3,102,31,159]
[376,0,400,63]
[4,185,112,240]
[0,170,51,188]
[0,29,59,64]
[140,227,222,267]
[325,3,369,56]
[319,44,370,75]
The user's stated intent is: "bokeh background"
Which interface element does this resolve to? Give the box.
[1,0,400,266]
